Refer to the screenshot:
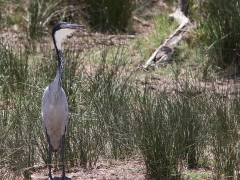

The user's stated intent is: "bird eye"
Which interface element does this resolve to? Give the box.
[60,24,66,28]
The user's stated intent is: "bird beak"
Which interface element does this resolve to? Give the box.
[65,23,86,30]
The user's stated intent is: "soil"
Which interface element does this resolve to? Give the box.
[24,158,146,180]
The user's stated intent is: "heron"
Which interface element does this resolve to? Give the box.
[41,22,86,180]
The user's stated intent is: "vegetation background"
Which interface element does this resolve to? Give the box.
[0,0,240,179]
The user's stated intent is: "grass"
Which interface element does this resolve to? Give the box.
[189,0,240,68]
[134,14,178,62]
[1,1,240,180]
[183,170,212,180]
[83,0,135,33]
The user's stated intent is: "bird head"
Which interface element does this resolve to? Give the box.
[52,22,86,50]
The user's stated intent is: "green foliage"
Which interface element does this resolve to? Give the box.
[2,1,240,179]
[80,47,137,160]
[2,31,240,179]
[0,39,44,177]
[132,14,178,63]
[208,93,240,179]
[0,41,28,97]
[28,0,61,39]
[132,78,210,179]
[133,90,181,178]
[183,170,212,180]
[196,0,240,68]
[84,0,135,33]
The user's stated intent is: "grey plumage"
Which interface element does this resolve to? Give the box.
[41,22,85,180]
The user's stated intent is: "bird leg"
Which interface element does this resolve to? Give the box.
[61,135,67,180]
[48,142,54,180]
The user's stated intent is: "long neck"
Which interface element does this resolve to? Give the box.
[53,33,65,87]
[49,48,65,98]
[56,49,65,84]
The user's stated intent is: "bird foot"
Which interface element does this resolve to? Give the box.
[48,176,71,180]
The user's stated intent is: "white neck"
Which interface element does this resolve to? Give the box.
[54,28,75,50]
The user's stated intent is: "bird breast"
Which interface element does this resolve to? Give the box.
[41,85,68,150]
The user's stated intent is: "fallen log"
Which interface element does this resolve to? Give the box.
[143,1,195,69]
